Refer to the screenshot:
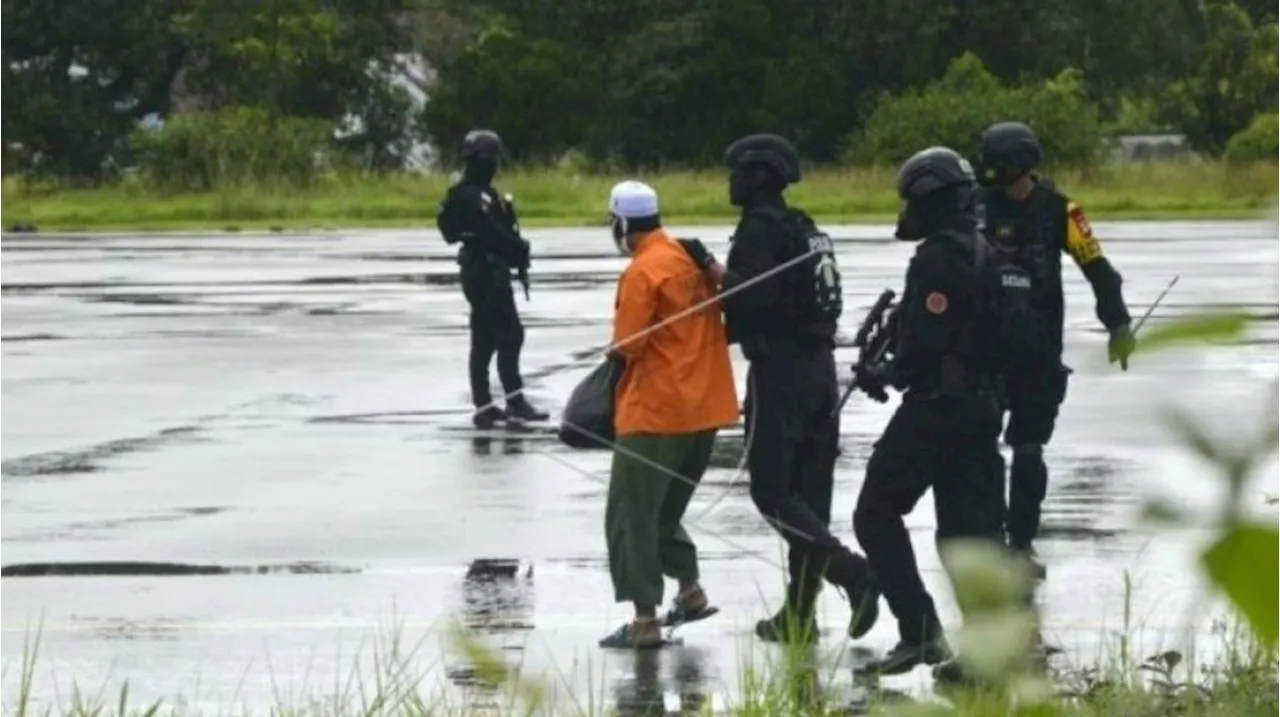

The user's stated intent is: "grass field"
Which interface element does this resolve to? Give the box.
[2,161,1277,232]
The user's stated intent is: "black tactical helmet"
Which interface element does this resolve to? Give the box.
[723,133,802,184]
[896,146,976,200]
[894,146,978,241]
[975,121,1042,187]
[461,129,503,161]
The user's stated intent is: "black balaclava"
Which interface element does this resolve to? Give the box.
[729,164,787,209]
[463,157,498,186]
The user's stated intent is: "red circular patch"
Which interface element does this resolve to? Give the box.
[925,292,949,314]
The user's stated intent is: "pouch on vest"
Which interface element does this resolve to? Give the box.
[558,354,625,450]
[436,188,466,245]
[748,207,844,325]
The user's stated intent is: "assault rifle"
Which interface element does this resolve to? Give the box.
[504,192,531,301]
[832,288,900,416]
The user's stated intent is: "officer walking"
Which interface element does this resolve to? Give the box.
[852,146,1036,677]
[436,129,548,429]
[973,121,1136,577]
[678,133,879,644]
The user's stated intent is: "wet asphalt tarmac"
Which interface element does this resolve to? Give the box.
[2,222,1278,713]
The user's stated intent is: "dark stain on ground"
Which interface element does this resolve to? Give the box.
[307,409,467,425]
[86,293,191,306]
[2,333,66,342]
[0,560,359,578]
[6,506,232,543]
[1036,455,1135,541]
[0,426,206,479]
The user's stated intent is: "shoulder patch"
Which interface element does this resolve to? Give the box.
[925,292,949,315]
[1068,204,1092,237]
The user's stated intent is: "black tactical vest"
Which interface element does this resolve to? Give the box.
[975,179,1068,355]
[745,205,843,342]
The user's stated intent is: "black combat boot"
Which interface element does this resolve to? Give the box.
[473,405,507,429]
[846,580,881,640]
[1013,544,1047,581]
[506,395,549,422]
[755,603,820,644]
[858,632,952,676]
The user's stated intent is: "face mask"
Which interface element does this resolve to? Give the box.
[465,157,498,184]
[728,168,754,207]
[610,214,631,256]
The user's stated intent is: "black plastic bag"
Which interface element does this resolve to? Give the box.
[558,354,625,449]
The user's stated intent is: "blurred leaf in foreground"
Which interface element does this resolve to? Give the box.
[939,539,1033,615]
[1135,311,1249,354]
[1140,497,1192,526]
[1201,522,1280,648]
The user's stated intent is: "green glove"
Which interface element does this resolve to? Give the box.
[1108,324,1136,371]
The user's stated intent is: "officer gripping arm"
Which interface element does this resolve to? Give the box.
[1061,201,1135,368]
[673,135,803,342]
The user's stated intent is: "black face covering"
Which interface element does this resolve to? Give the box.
[464,157,498,185]
[729,165,784,208]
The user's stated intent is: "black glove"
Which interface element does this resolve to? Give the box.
[854,363,891,404]
[1108,323,1135,371]
[677,238,717,272]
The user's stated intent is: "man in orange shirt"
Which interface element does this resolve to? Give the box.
[597,180,740,649]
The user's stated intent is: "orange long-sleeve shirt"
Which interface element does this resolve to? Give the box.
[611,229,739,436]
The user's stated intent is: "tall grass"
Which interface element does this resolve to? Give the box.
[3,613,1275,717]
[2,160,1276,231]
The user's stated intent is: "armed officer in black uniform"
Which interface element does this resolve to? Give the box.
[436,129,548,429]
[973,121,1135,577]
[679,133,880,644]
[852,146,1038,676]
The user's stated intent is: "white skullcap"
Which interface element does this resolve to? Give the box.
[608,180,659,219]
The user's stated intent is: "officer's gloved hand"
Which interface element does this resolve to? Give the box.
[854,363,891,403]
[676,238,717,273]
[1108,323,1136,371]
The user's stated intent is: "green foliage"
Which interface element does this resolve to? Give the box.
[1158,2,1279,155]
[422,23,596,166]
[1223,113,1280,164]
[1202,524,1279,647]
[132,106,333,190]
[847,53,1101,167]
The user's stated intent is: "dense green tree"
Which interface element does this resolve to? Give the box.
[5,0,1278,180]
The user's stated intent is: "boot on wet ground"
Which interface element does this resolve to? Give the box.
[1012,544,1047,580]
[755,605,820,644]
[857,634,953,676]
[599,617,665,649]
[473,404,507,429]
[845,580,881,640]
[505,396,549,422]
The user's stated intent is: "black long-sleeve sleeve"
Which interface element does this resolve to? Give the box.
[895,239,981,382]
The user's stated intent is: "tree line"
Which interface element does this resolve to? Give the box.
[3,0,1276,185]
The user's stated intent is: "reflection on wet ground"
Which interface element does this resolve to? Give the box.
[2,224,1277,712]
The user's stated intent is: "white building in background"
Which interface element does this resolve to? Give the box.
[1105,133,1190,160]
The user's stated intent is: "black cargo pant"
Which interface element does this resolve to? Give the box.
[853,390,1005,643]
[460,256,525,407]
[1003,363,1069,549]
[744,339,874,619]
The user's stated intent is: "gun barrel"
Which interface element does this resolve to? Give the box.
[853,289,896,347]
